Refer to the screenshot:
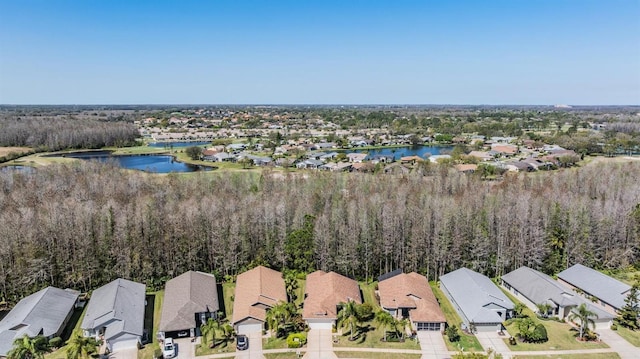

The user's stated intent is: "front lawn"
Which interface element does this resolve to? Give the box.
[264,336,289,349]
[335,352,422,359]
[195,340,235,356]
[429,282,483,352]
[499,289,609,351]
[613,326,640,347]
[264,353,302,359]
[513,354,620,359]
[333,323,420,350]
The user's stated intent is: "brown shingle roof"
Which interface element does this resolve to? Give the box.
[303,271,362,320]
[378,272,445,323]
[159,271,218,332]
[232,266,286,325]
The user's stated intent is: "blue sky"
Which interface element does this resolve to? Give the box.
[0,0,639,105]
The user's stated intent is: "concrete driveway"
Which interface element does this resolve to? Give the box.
[235,331,265,359]
[598,328,639,359]
[304,329,337,359]
[475,331,511,359]
[174,337,195,359]
[416,331,449,359]
[105,348,138,359]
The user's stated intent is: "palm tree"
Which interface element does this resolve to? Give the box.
[220,324,235,347]
[568,303,598,340]
[266,301,294,337]
[284,272,299,302]
[7,335,49,359]
[65,330,98,359]
[374,311,395,341]
[200,318,219,348]
[395,318,410,341]
[337,301,360,341]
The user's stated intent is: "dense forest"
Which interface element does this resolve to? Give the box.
[0,117,139,151]
[1,160,639,302]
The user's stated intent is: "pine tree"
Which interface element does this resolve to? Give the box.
[617,284,640,330]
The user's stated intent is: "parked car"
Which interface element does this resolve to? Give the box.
[163,338,176,358]
[236,334,249,350]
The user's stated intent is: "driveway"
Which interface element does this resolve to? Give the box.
[174,337,195,359]
[105,348,138,359]
[416,331,449,359]
[598,328,639,359]
[236,331,265,359]
[475,331,511,359]
[304,329,337,359]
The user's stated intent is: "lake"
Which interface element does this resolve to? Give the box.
[58,151,212,173]
[349,145,453,160]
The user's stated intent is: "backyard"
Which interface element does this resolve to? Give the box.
[429,282,484,352]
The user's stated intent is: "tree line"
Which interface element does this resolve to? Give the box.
[0,160,639,303]
[0,117,139,152]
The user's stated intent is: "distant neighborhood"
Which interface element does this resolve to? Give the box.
[0,263,637,359]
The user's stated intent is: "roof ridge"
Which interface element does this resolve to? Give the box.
[21,287,50,324]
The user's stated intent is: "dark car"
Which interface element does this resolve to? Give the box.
[236,334,249,350]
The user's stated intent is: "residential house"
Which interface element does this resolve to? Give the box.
[558,264,632,316]
[501,267,613,328]
[81,278,146,352]
[0,287,78,357]
[296,159,324,169]
[400,156,423,164]
[491,144,519,157]
[384,163,410,175]
[468,151,493,162]
[439,268,514,332]
[159,271,219,339]
[346,153,368,163]
[378,271,445,332]
[303,271,362,330]
[232,266,287,335]
[454,164,478,174]
[211,152,234,162]
[428,155,452,164]
[369,154,394,164]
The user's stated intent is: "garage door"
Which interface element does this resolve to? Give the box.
[308,321,333,330]
[111,338,139,352]
[237,323,263,335]
[416,322,441,331]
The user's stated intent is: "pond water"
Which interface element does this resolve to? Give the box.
[59,151,212,173]
[147,141,211,148]
[348,145,453,160]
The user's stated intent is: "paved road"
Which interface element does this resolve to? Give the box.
[417,331,449,359]
[304,329,337,359]
[475,331,511,359]
[598,328,640,359]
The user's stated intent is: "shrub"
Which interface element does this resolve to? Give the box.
[48,337,63,348]
[534,323,548,342]
[611,323,618,331]
[508,336,517,345]
[286,332,307,348]
[446,325,461,342]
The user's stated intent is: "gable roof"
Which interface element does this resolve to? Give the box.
[0,287,78,356]
[558,264,631,310]
[303,271,361,320]
[81,278,146,341]
[232,266,286,325]
[378,272,445,323]
[502,267,577,309]
[440,268,514,324]
[159,271,219,332]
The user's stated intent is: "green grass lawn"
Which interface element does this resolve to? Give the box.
[429,282,483,352]
[264,336,290,349]
[513,354,620,359]
[359,282,381,310]
[334,352,422,359]
[110,146,168,155]
[613,326,640,347]
[498,289,609,351]
[333,323,420,350]
[264,353,302,359]
[195,339,235,356]
[138,291,164,359]
[222,282,236,320]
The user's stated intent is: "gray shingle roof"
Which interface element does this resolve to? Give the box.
[502,266,577,308]
[440,268,514,324]
[558,264,631,310]
[159,271,218,332]
[81,278,146,341]
[0,287,78,356]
